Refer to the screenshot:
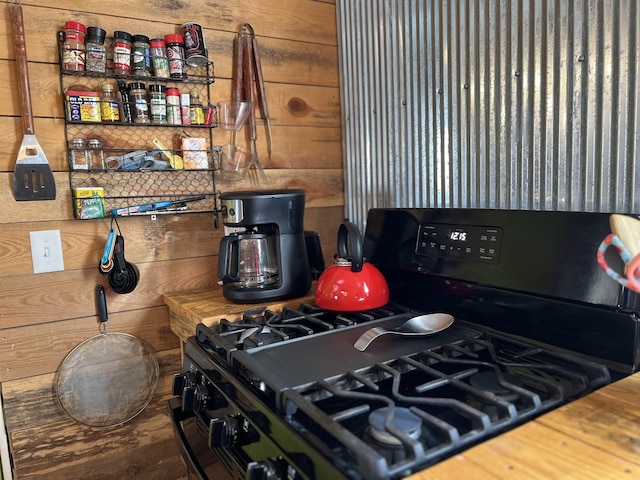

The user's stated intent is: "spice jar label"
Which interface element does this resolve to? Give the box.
[66,91,101,122]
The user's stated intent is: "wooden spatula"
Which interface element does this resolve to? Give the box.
[10,1,56,201]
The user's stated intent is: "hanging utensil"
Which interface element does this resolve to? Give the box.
[97,218,140,293]
[10,0,56,200]
[152,138,184,169]
[249,27,273,161]
[233,24,269,185]
[597,214,640,292]
[55,285,159,427]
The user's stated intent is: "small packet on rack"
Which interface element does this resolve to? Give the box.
[181,137,208,169]
[73,187,106,219]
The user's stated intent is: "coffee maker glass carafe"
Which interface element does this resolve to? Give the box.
[217,189,312,303]
[219,232,278,287]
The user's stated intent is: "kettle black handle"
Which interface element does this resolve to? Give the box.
[337,221,364,272]
[218,234,241,282]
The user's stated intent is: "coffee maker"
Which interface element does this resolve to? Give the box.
[217,189,312,302]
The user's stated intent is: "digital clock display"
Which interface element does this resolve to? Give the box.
[417,223,502,264]
[449,230,468,241]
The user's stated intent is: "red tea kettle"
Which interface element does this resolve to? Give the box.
[315,221,389,311]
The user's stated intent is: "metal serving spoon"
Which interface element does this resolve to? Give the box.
[353,313,454,351]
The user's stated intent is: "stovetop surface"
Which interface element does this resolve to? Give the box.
[191,302,612,479]
[229,314,481,395]
[196,303,612,410]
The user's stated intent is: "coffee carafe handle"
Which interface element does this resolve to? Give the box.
[218,234,241,283]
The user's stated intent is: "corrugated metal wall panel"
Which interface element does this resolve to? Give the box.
[337,0,640,229]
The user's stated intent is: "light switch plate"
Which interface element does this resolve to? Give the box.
[29,230,64,274]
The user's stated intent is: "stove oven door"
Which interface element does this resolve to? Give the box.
[167,397,234,479]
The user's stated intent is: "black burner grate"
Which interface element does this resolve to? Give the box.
[280,331,611,480]
[198,303,414,363]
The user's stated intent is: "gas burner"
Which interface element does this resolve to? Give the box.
[367,407,422,446]
[468,371,523,397]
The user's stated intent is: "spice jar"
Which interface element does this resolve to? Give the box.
[113,31,133,75]
[149,84,167,124]
[128,82,150,124]
[62,21,87,71]
[166,87,181,125]
[85,27,106,73]
[70,138,89,170]
[132,35,151,77]
[165,34,187,79]
[150,38,170,78]
[189,90,204,125]
[87,138,105,171]
[117,80,135,124]
[100,83,120,123]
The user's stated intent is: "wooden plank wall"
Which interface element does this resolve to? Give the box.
[0,0,343,478]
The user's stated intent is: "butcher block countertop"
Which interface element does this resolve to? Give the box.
[164,286,317,344]
[164,288,640,479]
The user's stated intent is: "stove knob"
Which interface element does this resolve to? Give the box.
[208,415,239,448]
[246,459,278,480]
[172,371,196,396]
[182,383,210,413]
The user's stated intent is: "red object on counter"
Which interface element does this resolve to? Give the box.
[315,221,389,311]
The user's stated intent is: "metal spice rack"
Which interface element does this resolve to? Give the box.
[58,33,220,223]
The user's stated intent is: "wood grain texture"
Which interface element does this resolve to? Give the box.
[2,349,181,430]
[166,288,317,343]
[0,0,337,59]
[0,306,180,382]
[408,374,640,479]
[9,393,185,479]
[0,61,340,126]
[0,120,342,171]
[0,0,343,477]
[0,170,343,222]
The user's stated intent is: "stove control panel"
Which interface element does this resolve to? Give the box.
[172,371,228,413]
[416,223,503,264]
[209,414,260,449]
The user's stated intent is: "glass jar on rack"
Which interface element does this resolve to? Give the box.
[150,38,170,78]
[100,83,120,123]
[113,31,133,75]
[85,26,106,73]
[129,82,150,124]
[70,138,89,170]
[149,84,167,124]
[132,35,151,77]
[190,90,204,125]
[166,87,182,125]
[87,139,105,171]
[62,21,87,71]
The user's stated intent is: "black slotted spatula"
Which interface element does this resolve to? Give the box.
[10,1,56,201]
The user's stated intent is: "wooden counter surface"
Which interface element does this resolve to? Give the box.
[164,286,316,344]
[410,373,640,479]
[164,289,640,479]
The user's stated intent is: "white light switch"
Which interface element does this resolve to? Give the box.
[29,230,64,274]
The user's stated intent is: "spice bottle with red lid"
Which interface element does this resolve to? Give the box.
[165,34,187,79]
[150,39,170,78]
[62,21,87,71]
[166,88,181,125]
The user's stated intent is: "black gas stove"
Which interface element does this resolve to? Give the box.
[168,209,640,480]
